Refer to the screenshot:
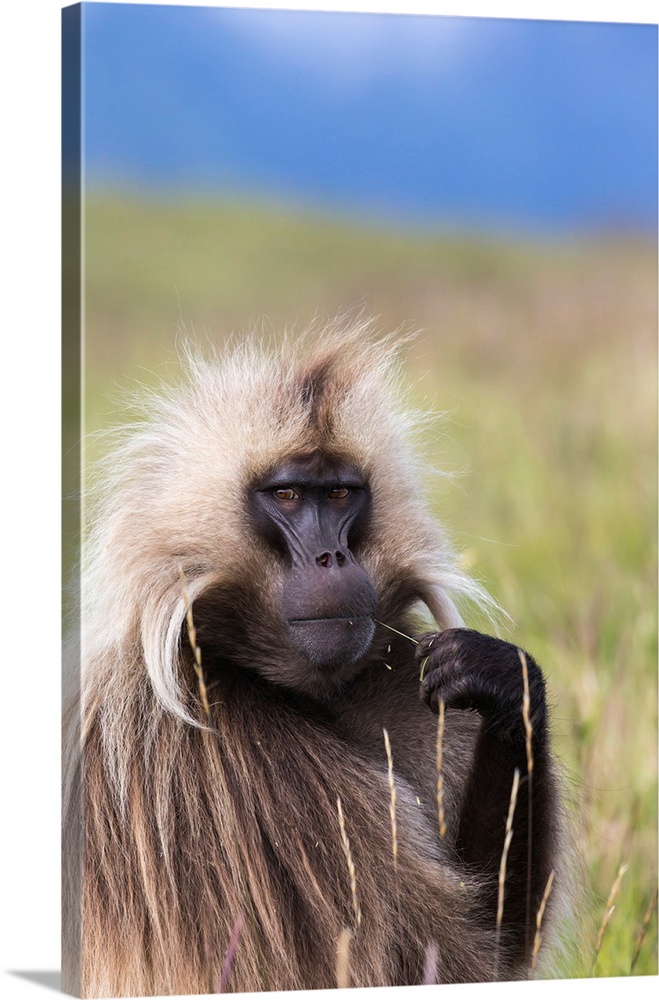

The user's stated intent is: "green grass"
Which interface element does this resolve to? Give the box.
[74,190,657,979]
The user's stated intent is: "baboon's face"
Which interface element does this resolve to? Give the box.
[251,450,378,673]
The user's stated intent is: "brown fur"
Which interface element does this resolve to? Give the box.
[63,321,568,997]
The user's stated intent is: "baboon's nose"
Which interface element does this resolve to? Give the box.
[315,551,347,568]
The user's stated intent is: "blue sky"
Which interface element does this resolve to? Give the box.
[77,3,658,234]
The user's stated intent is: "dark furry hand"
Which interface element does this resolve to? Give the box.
[416,628,547,743]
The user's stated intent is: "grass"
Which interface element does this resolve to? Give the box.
[436,697,447,841]
[531,870,556,974]
[495,767,521,976]
[337,796,362,932]
[73,190,657,979]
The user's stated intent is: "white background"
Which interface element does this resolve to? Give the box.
[1,1,656,998]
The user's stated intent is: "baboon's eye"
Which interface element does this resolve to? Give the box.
[328,487,350,500]
[273,487,299,501]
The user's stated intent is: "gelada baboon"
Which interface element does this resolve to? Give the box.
[63,321,570,998]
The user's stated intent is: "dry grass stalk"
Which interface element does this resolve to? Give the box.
[436,697,447,839]
[218,913,245,993]
[530,869,555,973]
[383,729,398,870]
[373,618,419,645]
[383,726,404,954]
[495,767,521,975]
[629,887,657,975]
[518,648,534,956]
[591,861,629,975]
[179,566,210,718]
[336,796,362,929]
[518,649,534,777]
[336,927,352,989]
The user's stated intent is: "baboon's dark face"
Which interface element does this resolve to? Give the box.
[251,451,378,672]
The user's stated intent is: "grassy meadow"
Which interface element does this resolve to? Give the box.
[76,192,657,980]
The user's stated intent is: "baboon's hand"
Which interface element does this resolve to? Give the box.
[416,628,547,743]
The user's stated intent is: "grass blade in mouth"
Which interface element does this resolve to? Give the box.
[372,617,419,645]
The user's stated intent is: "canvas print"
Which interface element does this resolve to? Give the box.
[62,3,658,997]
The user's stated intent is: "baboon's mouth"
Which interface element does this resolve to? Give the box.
[286,615,376,668]
[288,615,371,625]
